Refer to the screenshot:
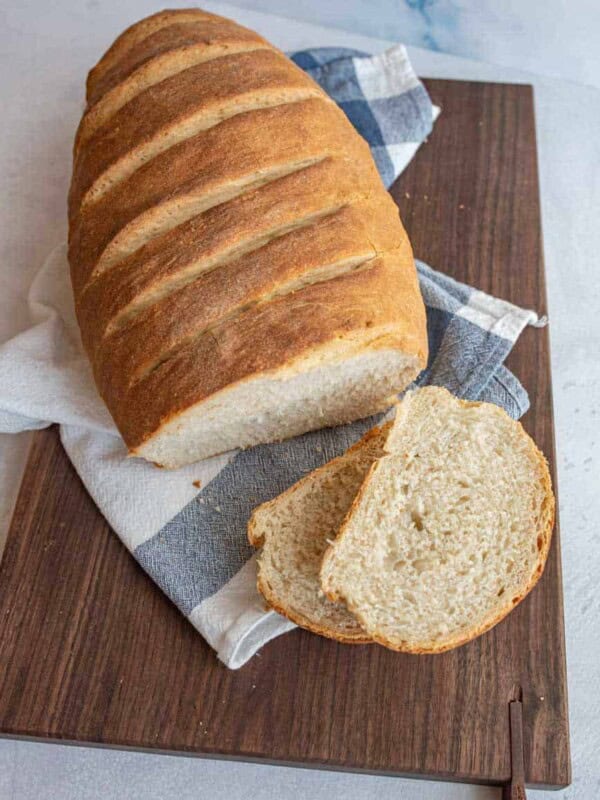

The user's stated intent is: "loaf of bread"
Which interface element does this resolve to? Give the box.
[321,387,554,653]
[68,9,427,468]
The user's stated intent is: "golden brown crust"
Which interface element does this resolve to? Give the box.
[86,19,269,109]
[85,9,225,101]
[107,256,425,449]
[89,220,373,388]
[75,159,401,353]
[69,9,428,464]
[77,29,270,154]
[69,98,360,293]
[73,48,319,210]
[320,393,556,654]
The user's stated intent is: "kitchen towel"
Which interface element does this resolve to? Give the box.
[0,45,543,668]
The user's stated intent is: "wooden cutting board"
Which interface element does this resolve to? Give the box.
[0,79,570,789]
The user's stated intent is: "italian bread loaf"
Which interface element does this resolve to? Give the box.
[69,9,427,468]
[320,387,555,653]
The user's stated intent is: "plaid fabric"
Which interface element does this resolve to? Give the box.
[290,47,434,186]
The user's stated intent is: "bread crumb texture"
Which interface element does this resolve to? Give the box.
[320,387,554,653]
[248,425,390,641]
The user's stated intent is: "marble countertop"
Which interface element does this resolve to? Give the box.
[1,2,598,798]
[231,0,600,88]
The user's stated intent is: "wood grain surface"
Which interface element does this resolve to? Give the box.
[0,80,571,788]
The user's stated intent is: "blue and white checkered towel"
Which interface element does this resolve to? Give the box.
[0,46,543,668]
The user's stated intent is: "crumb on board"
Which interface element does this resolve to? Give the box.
[193,480,202,489]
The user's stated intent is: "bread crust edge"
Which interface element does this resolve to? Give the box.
[255,575,373,644]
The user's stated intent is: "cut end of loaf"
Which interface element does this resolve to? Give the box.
[132,344,420,468]
[320,387,555,653]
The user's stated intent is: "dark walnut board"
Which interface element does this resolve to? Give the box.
[0,80,570,789]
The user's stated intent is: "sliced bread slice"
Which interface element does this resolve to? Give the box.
[320,386,554,653]
[248,424,390,642]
